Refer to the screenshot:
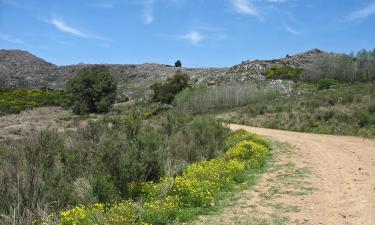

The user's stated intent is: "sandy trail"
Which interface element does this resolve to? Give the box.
[226,124,375,225]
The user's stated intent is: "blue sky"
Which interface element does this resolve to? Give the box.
[1,0,375,67]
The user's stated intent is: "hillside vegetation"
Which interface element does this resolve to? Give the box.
[220,83,375,138]
[0,88,66,116]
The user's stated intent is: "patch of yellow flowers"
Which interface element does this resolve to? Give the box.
[53,129,269,225]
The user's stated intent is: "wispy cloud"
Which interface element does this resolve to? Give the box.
[49,18,89,37]
[230,0,262,20]
[0,33,25,45]
[143,0,154,24]
[285,25,301,35]
[46,17,111,44]
[344,2,375,21]
[179,31,204,45]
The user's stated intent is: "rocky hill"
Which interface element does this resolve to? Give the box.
[0,49,330,99]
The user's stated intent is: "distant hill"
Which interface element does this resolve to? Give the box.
[0,49,330,99]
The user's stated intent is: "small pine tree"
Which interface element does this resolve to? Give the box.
[175,60,182,68]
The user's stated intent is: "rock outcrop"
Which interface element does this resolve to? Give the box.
[0,49,331,99]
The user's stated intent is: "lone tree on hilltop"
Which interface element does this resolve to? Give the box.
[175,60,182,68]
[67,66,117,115]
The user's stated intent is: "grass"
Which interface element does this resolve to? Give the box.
[0,88,66,116]
[220,82,375,138]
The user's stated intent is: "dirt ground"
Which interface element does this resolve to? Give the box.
[194,124,375,225]
[0,107,91,140]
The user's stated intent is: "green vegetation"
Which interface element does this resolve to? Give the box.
[44,129,270,225]
[318,78,338,90]
[0,110,237,224]
[175,60,182,68]
[0,88,66,115]
[66,66,117,115]
[265,66,302,80]
[223,83,375,138]
[151,71,190,104]
[174,83,279,114]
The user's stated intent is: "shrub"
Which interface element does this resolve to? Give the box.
[0,88,66,115]
[225,129,270,150]
[226,141,269,167]
[168,116,229,163]
[265,66,302,80]
[151,72,190,104]
[116,95,129,103]
[66,66,117,114]
[50,130,270,225]
[318,78,338,90]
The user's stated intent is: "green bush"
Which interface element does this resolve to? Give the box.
[168,116,229,163]
[53,130,270,225]
[0,88,66,115]
[151,71,190,104]
[318,78,338,90]
[265,66,302,80]
[66,66,117,114]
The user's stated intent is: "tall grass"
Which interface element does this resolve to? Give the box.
[174,83,280,114]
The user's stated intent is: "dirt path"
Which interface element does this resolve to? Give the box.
[193,124,375,225]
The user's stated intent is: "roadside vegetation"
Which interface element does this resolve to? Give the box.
[221,83,375,138]
[0,109,270,224]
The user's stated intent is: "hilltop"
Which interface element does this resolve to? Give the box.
[0,49,330,99]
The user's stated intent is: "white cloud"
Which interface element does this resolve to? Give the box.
[284,25,300,35]
[0,33,25,45]
[50,18,89,37]
[231,0,258,16]
[179,31,204,45]
[143,0,154,24]
[345,2,375,21]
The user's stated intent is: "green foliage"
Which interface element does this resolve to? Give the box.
[0,111,233,224]
[169,116,229,163]
[175,60,182,68]
[318,78,338,90]
[227,83,375,138]
[53,130,270,225]
[151,71,190,104]
[66,66,117,114]
[265,66,302,80]
[0,88,66,115]
[116,95,129,103]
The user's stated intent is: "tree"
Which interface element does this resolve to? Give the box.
[67,66,117,114]
[175,60,182,68]
[151,71,190,104]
